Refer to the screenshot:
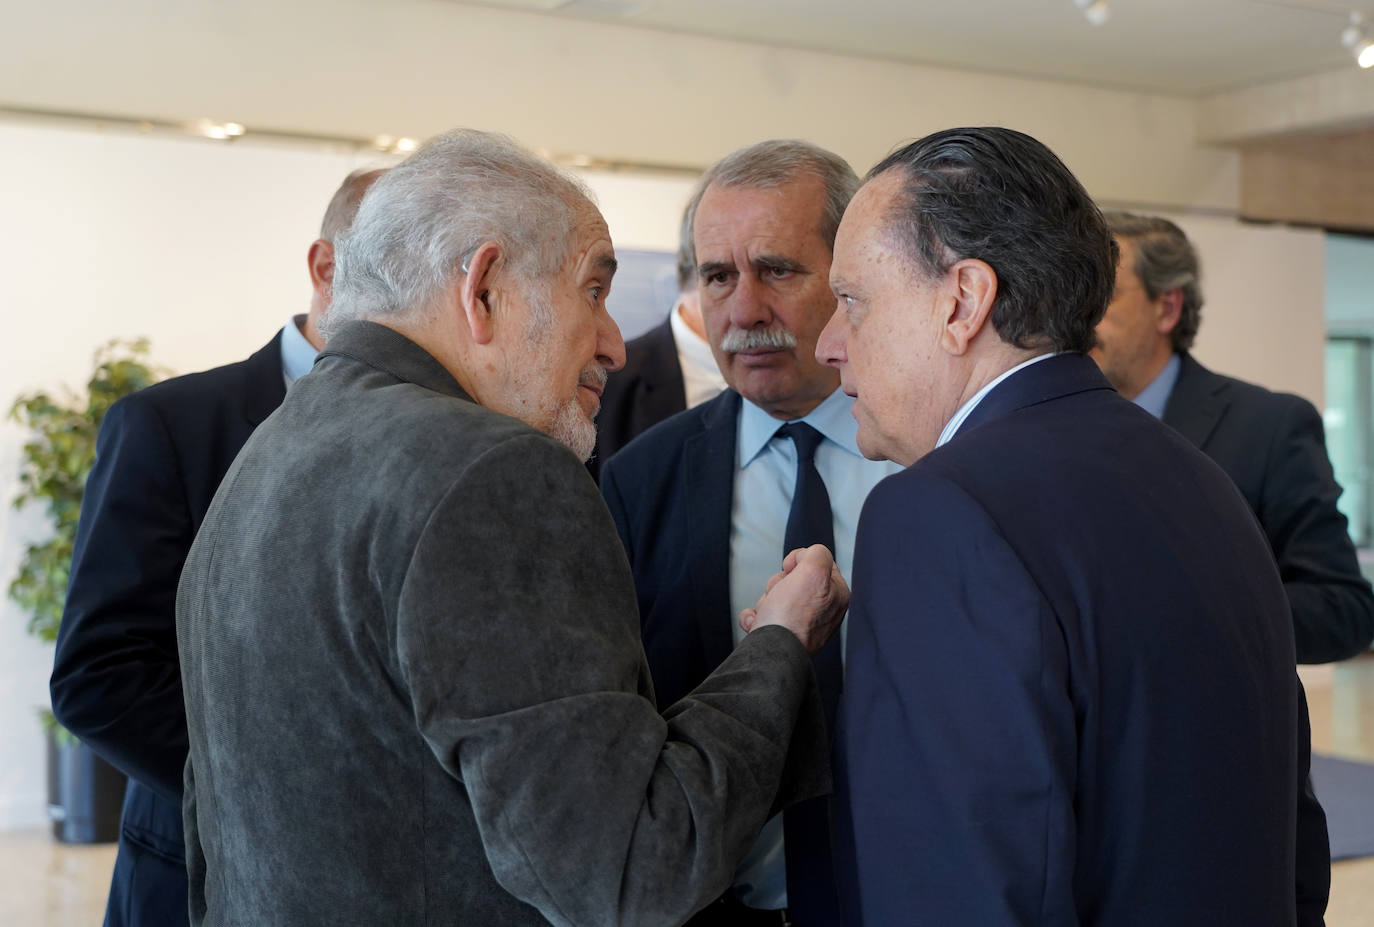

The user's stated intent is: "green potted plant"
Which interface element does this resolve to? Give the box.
[9,338,164,843]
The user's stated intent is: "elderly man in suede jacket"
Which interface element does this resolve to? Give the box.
[175,129,846,927]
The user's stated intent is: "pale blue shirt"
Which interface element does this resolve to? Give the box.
[729,387,902,909]
[1130,352,1181,420]
[280,314,319,387]
[937,353,1058,448]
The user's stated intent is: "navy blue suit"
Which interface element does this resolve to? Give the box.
[835,354,1315,926]
[50,335,285,927]
[589,318,686,483]
[600,388,739,711]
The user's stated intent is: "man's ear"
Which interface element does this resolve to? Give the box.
[307,239,335,299]
[940,259,998,356]
[1156,288,1184,335]
[459,242,503,346]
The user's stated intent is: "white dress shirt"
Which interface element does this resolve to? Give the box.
[669,301,727,409]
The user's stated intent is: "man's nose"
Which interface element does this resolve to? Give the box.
[727,272,772,331]
[816,308,846,368]
[597,308,626,372]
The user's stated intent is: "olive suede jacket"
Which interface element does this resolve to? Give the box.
[176,320,829,927]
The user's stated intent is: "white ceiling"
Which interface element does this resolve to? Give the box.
[460,0,1373,95]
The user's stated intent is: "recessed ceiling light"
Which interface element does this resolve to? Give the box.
[1342,13,1374,68]
[1074,0,1110,26]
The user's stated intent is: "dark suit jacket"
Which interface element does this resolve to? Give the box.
[835,354,1313,926]
[589,318,686,482]
[50,334,285,927]
[600,388,740,709]
[176,321,828,926]
[1164,352,1374,664]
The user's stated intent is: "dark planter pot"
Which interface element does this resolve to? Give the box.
[46,729,127,844]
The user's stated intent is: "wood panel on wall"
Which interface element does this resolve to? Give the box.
[1240,126,1374,233]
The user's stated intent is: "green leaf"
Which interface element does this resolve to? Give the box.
[7,339,168,658]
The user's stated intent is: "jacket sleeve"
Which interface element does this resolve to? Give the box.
[832,473,1078,927]
[50,394,192,802]
[394,433,829,927]
[1261,396,1374,663]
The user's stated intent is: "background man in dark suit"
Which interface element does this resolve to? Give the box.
[813,126,1321,924]
[48,166,382,927]
[176,128,848,927]
[589,203,725,481]
[601,140,899,926]
[1092,211,1374,665]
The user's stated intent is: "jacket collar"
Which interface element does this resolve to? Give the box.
[684,389,741,670]
[318,320,471,402]
[956,352,1116,439]
[1161,352,1230,450]
[242,331,289,427]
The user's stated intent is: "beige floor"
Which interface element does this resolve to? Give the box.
[1303,654,1374,927]
[1,655,1372,926]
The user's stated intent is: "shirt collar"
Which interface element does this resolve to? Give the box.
[739,387,863,468]
[937,352,1057,448]
[280,314,319,385]
[668,300,718,374]
[1130,352,1181,420]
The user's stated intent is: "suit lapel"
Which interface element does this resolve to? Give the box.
[631,322,687,433]
[241,331,289,427]
[684,391,740,669]
[1162,353,1230,451]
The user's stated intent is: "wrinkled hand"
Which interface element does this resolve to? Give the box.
[739,544,849,655]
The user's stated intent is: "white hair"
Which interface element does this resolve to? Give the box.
[322,129,591,339]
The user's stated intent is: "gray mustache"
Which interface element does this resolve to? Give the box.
[720,328,797,353]
[579,365,608,390]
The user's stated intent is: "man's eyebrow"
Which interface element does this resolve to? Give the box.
[698,260,733,276]
[830,273,855,294]
[754,254,806,273]
[592,254,618,278]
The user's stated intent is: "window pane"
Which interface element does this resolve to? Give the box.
[1325,338,1367,548]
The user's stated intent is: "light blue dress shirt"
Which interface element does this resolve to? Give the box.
[1129,352,1181,420]
[728,387,903,909]
[280,314,319,388]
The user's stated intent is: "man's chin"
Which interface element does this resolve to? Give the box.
[549,405,597,462]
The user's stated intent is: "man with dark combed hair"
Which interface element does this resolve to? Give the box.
[817,126,1324,925]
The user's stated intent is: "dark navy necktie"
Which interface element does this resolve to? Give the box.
[775,422,843,924]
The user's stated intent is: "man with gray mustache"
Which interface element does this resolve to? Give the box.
[601,140,902,927]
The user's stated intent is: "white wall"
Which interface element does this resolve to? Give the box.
[1176,214,1327,406]
[3,0,1238,213]
[0,118,1327,832]
[0,123,371,828]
